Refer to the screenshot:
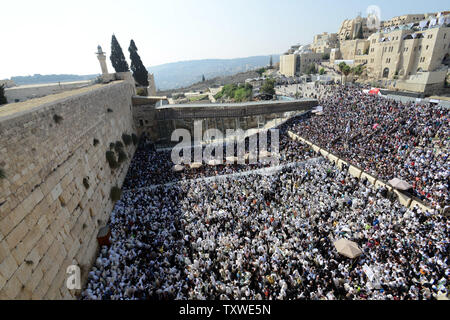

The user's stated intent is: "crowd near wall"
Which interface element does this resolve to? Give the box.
[0,80,137,299]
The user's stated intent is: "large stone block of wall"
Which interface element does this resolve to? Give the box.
[0,81,136,299]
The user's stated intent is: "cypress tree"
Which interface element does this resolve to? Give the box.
[110,34,129,73]
[0,85,7,105]
[128,40,149,86]
[269,55,273,68]
[202,74,205,82]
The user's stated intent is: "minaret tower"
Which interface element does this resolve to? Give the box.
[96,45,108,75]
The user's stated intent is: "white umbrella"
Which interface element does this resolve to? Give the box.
[388,178,412,191]
[172,164,185,172]
[189,162,202,169]
[334,239,362,259]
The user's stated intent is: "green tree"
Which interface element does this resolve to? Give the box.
[202,74,205,82]
[269,56,273,68]
[319,68,326,75]
[234,83,253,102]
[0,85,7,105]
[322,53,330,60]
[110,34,129,73]
[128,40,149,86]
[261,78,275,95]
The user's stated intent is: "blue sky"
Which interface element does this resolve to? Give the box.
[0,0,448,79]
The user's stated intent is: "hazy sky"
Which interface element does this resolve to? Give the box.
[1,0,448,79]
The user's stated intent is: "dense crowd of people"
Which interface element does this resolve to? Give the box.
[289,84,449,208]
[82,84,448,300]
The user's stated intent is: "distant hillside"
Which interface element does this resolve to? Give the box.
[148,55,280,91]
[10,74,99,86]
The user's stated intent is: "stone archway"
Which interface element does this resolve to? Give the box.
[383,67,390,78]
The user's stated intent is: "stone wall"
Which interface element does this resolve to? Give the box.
[0,80,137,299]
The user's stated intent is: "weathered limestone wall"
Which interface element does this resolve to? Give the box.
[0,81,136,299]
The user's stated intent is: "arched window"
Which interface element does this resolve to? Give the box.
[383,67,390,78]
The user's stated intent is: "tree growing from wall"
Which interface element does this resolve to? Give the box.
[0,85,7,105]
[128,40,149,86]
[110,34,130,73]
